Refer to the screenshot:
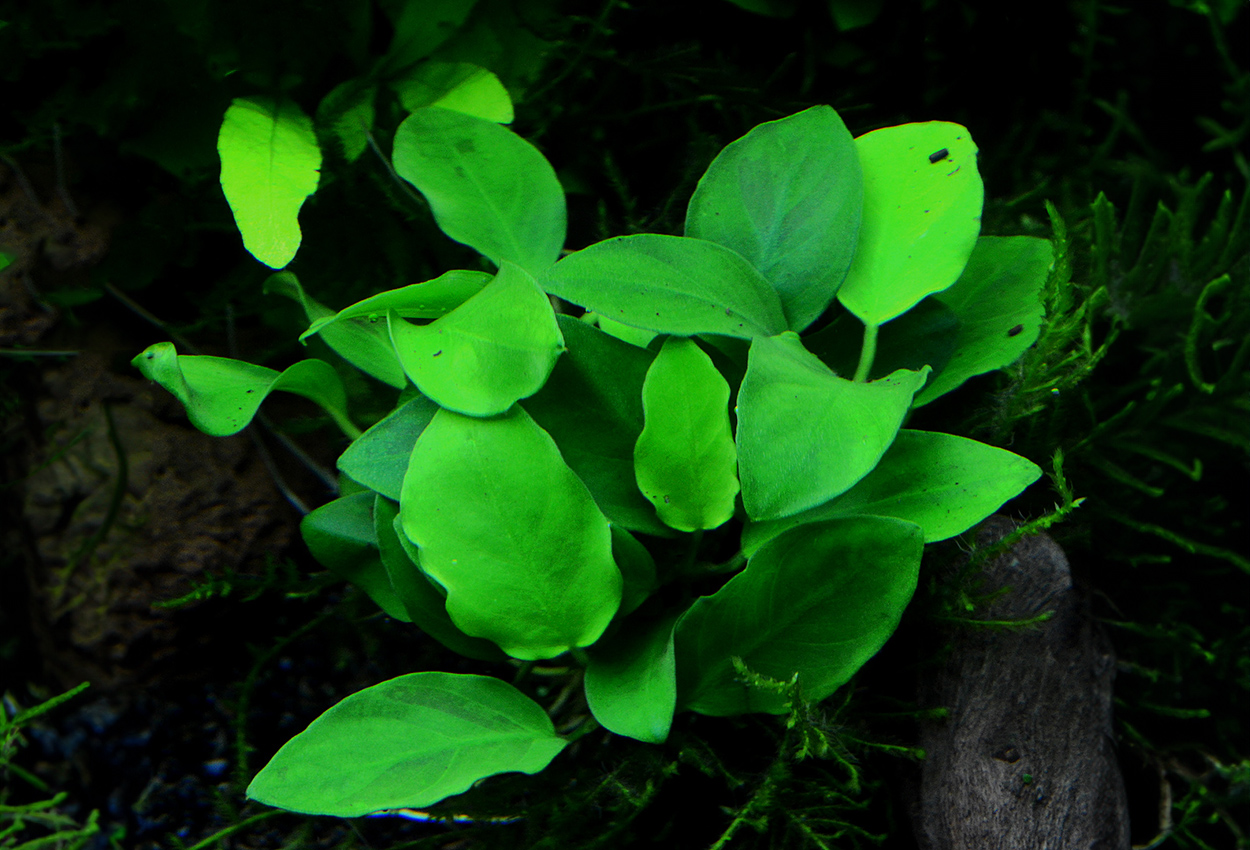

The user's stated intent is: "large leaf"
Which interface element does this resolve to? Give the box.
[131,342,358,438]
[400,406,622,659]
[218,97,322,269]
[374,497,506,662]
[391,61,514,123]
[634,337,739,532]
[675,517,923,716]
[915,236,1052,406]
[337,395,439,501]
[522,316,670,537]
[736,333,927,520]
[388,262,564,416]
[584,614,678,744]
[301,493,409,621]
[686,105,862,331]
[393,107,566,277]
[741,430,1042,555]
[836,122,982,325]
[247,672,567,817]
[266,271,408,389]
[540,234,788,339]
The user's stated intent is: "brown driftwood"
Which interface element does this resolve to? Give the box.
[908,515,1130,849]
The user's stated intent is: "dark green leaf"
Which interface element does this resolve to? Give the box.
[301,493,409,621]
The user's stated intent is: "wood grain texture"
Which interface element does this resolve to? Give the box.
[909,515,1130,849]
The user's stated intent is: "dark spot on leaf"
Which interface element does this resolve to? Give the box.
[929,148,949,163]
[663,495,670,503]
[455,139,475,154]
[1008,324,1024,337]
[725,308,732,316]
[246,389,255,393]
[433,350,443,357]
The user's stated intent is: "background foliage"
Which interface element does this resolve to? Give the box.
[1,0,1247,847]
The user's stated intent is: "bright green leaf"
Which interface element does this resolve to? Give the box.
[736,332,927,520]
[374,497,506,661]
[686,105,862,331]
[541,234,788,339]
[588,313,658,349]
[302,493,410,621]
[837,122,982,325]
[217,97,322,269]
[522,316,671,537]
[635,337,739,532]
[391,61,514,123]
[742,430,1042,554]
[388,262,563,416]
[585,614,678,744]
[131,342,358,439]
[338,395,439,500]
[400,406,622,660]
[915,236,1052,406]
[302,271,492,344]
[246,672,567,817]
[266,271,408,389]
[393,108,566,276]
[675,517,923,715]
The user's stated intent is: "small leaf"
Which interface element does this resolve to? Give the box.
[742,430,1042,554]
[338,395,439,500]
[131,342,357,438]
[522,316,670,537]
[585,614,678,744]
[374,497,506,661]
[391,62,514,123]
[736,333,927,520]
[541,234,788,339]
[316,78,377,162]
[267,271,407,389]
[635,337,739,532]
[380,0,480,74]
[388,262,564,416]
[686,105,862,331]
[836,122,983,325]
[400,406,622,660]
[302,493,409,621]
[915,236,1052,406]
[393,108,566,276]
[218,97,322,269]
[302,270,493,342]
[675,517,923,716]
[246,672,567,817]
[803,297,961,381]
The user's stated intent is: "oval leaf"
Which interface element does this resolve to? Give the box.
[131,342,358,438]
[541,234,787,339]
[400,406,622,660]
[302,270,493,342]
[836,122,982,325]
[393,107,566,276]
[246,672,567,817]
[585,614,678,744]
[521,316,670,537]
[686,105,862,331]
[675,517,923,716]
[389,262,564,416]
[742,430,1043,555]
[736,333,927,520]
[915,235,1052,406]
[635,337,739,532]
[218,97,322,269]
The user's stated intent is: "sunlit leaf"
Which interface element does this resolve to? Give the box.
[391,61,513,123]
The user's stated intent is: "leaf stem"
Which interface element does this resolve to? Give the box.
[852,322,878,382]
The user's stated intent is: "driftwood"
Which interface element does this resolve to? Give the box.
[908,515,1130,849]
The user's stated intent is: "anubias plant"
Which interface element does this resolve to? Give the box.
[133,104,1052,817]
